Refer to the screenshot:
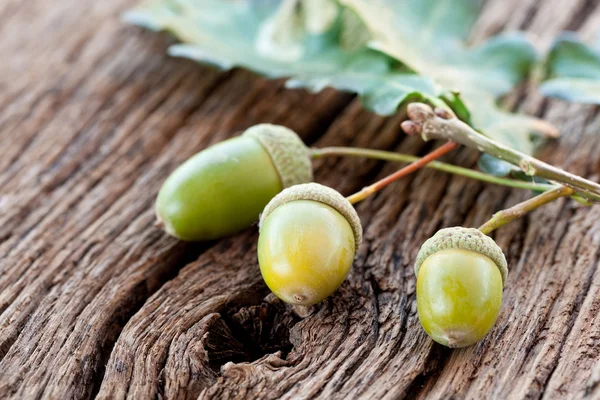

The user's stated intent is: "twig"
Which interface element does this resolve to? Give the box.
[478,186,574,234]
[311,146,560,193]
[346,141,459,205]
[402,103,600,203]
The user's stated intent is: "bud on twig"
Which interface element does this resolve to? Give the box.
[400,121,422,136]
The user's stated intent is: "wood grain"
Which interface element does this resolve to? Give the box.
[1,0,599,399]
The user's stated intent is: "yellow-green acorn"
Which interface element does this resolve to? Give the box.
[415,227,508,348]
[258,183,362,306]
[156,124,312,241]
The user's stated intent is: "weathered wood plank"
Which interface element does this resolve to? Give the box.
[0,1,350,398]
[1,0,599,399]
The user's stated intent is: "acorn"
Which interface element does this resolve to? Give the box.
[155,124,312,241]
[414,227,508,348]
[258,183,362,306]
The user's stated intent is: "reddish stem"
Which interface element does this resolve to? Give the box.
[346,141,459,204]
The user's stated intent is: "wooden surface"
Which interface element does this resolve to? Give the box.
[1,0,600,399]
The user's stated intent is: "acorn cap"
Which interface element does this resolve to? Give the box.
[243,124,313,188]
[260,183,362,252]
[414,227,508,285]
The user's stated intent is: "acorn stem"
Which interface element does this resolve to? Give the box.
[345,141,459,205]
[311,147,561,193]
[478,186,574,235]
[403,102,600,203]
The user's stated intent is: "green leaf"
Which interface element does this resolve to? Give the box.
[124,0,341,76]
[286,63,439,116]
[540,34,600,104]
[340,0,557,153]
[125,0,558,154]
[124,0,439,116]
[478,154,515,176]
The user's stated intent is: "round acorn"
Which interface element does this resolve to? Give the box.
[258,183,362,306]
[155,124,312,241]
[415,227,508,348]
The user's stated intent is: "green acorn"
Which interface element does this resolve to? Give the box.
[156,124,312,241]
[258,183,362,306]
[415,227,508,348]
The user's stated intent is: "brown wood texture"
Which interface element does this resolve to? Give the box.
[1,0,600,399]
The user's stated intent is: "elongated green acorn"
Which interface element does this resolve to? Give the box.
[258,183,362,306]
[156,124,312,241]
[415,227,507,348]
